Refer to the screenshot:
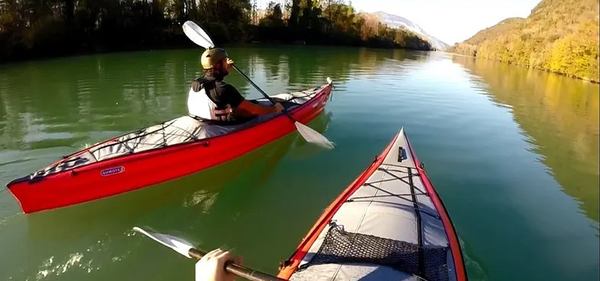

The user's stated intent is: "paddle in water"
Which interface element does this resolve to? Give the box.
[133,227,284,281]
[182,21,334,150]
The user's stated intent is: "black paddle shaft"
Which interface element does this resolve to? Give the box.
[231,64,276,106]
[231,64,297,123]
[188,248,285,281]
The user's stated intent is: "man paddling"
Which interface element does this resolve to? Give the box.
[188,48,284,123]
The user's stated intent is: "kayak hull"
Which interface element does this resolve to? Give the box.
[8,83,332,214]
[278,129,467,281]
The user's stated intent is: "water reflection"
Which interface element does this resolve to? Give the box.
[0,47,419,154]
[231,46,426,94]
[453,56,599,222]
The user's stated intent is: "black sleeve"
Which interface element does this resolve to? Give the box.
[220,84,245,108]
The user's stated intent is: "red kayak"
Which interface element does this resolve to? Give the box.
[278,129,467,281]
[8,81,333,213]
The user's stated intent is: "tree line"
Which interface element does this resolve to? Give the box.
[255,1,431,49]
[0,0,431,62]
[451,0,599,83]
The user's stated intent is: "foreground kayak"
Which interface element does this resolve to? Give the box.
[8,80,333,213]
[278,129,467,281]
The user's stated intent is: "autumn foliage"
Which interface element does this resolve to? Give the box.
[451,0,599,82]
[0,0,431,62]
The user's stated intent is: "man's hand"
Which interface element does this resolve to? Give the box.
[274,102,284,113]
[195,249,241,281]
[192,79,202,92]
[225,58,235,71]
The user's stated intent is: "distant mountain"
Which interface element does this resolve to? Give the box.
[373,11,449,50]
[451,0,599,82]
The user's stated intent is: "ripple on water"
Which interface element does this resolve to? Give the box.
[34,253,85,280]
[183,190,218,212]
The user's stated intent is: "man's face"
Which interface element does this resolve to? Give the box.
[218,59,229,76]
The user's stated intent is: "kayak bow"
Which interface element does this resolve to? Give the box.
[8,81,333,213]
[278,128,467,281]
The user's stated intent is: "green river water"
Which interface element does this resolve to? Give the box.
[0,47,598,280]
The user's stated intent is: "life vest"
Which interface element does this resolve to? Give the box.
[187,78,234,121]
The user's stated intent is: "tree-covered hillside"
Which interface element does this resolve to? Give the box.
[0,0,431,62]
[452,0,599,82]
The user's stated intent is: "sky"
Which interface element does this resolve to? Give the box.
[256,0,542,44]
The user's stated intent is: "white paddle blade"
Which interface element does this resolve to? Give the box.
[182,21,215,49]
[133,227,194,258]
[294,122,335,149]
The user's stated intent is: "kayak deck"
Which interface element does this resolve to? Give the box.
[279,129,466,281]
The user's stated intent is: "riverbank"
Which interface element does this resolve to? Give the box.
[0,39,433,65]
[446,51,600,84]
[449,0,599,84]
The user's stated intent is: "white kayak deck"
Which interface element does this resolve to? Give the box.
[290,129,457,281]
